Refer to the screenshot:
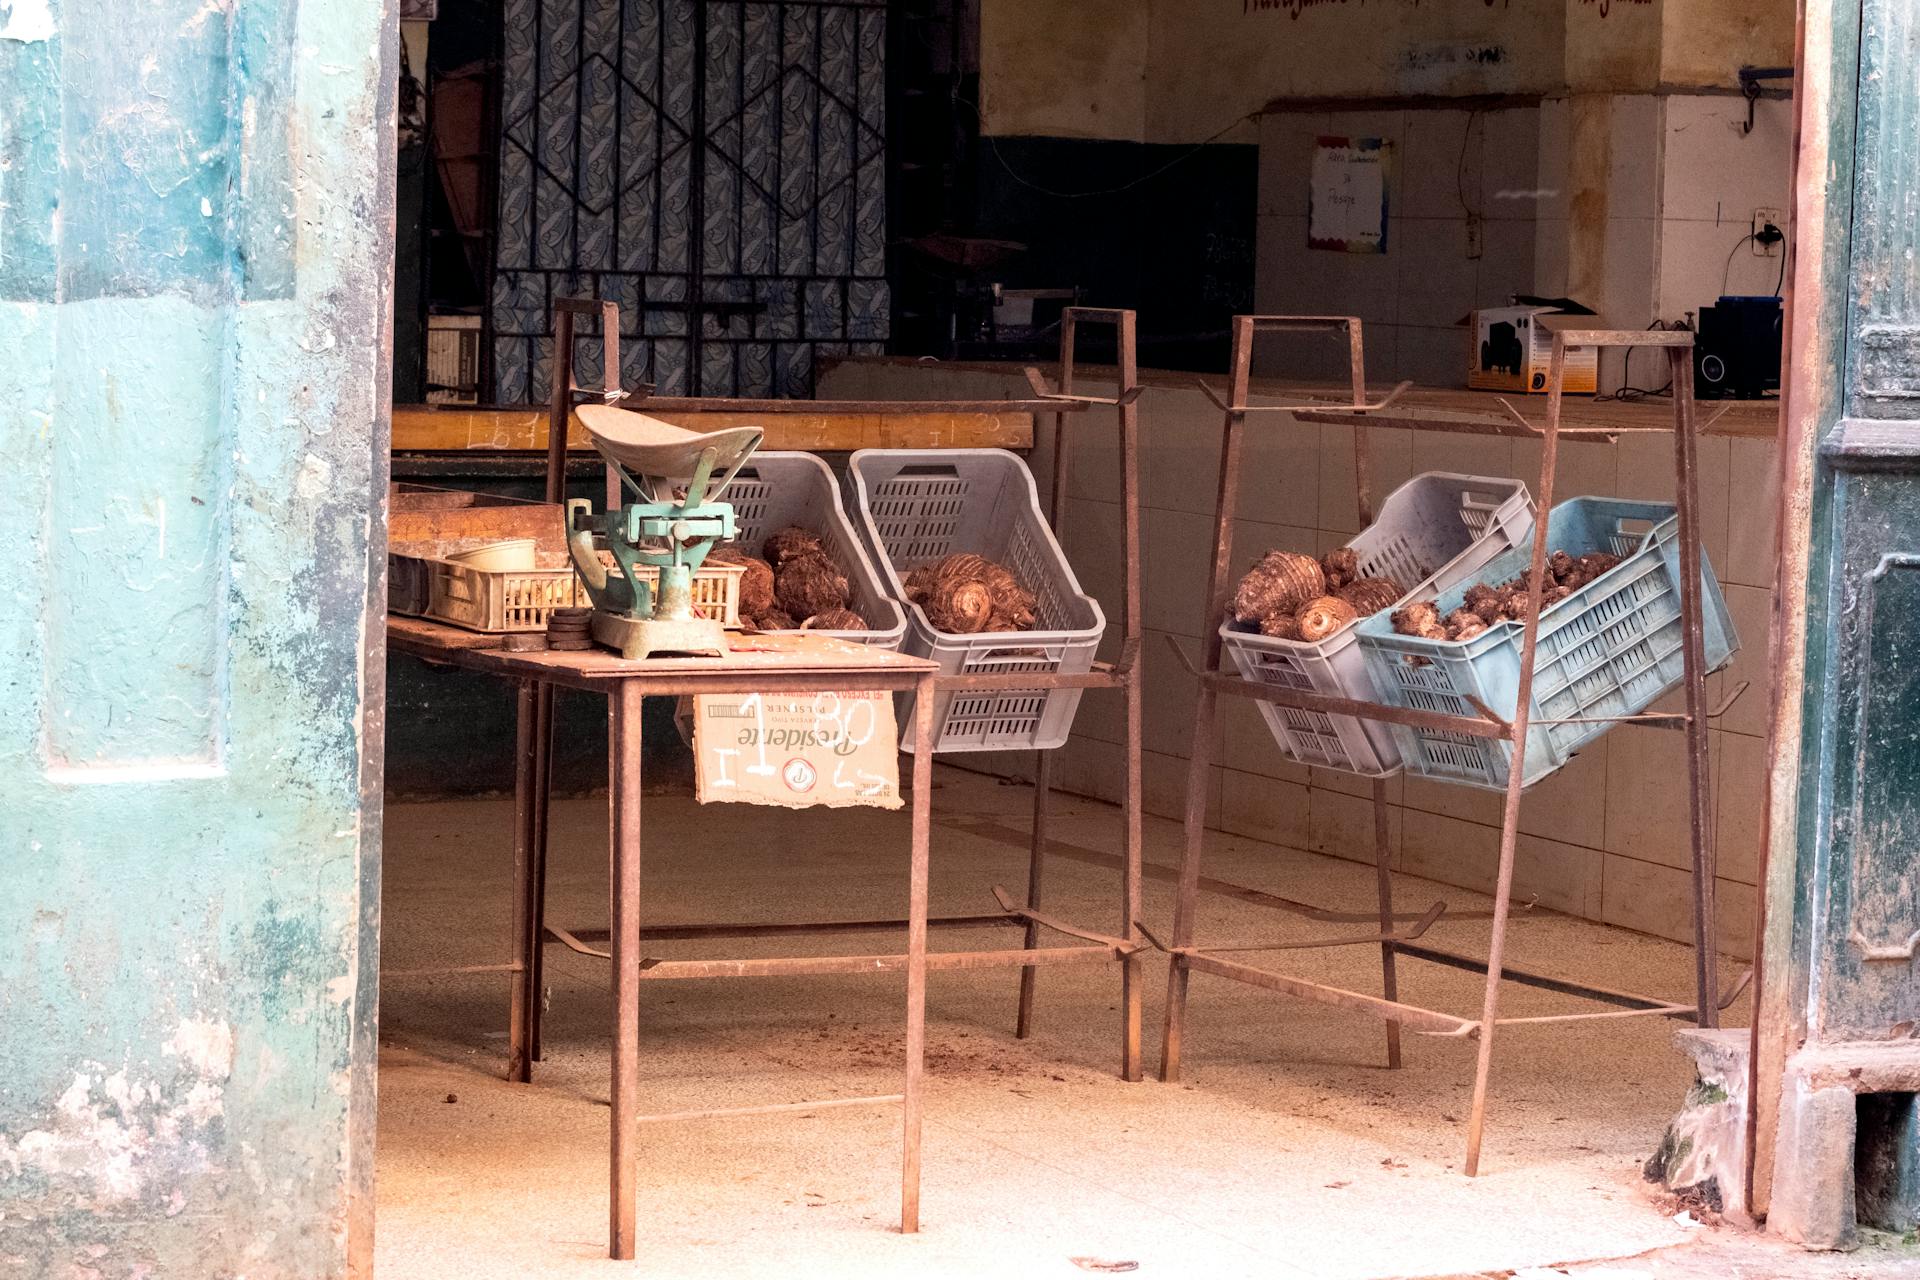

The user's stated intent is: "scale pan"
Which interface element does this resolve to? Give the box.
[576,404,762,483]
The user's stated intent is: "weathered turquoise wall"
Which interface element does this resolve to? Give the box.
[0,1,392,1275]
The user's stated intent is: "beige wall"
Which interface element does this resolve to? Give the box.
[980,0,1794,143]
[817,358,1775,964]
[979,0,1149,141]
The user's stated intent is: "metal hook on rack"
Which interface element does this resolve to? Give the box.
[1192,376,1413,416]
[1738,66,1794,135]
[1022,365,1146,406]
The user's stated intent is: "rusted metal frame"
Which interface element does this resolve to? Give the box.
[1182,952,1480,1037]
[618,392,1088,416]
[633,944,1131,980]
[508,681,538,1085]
[1460,336,1566,1178]
[902,675,933,1234]
[549,912,1019,946]
[1294,405,1622,443]
[1397,942,1742,1017]
[1193,667,1511,740]
[463,663,932,697]
[608,681,642,1261]
[633,1095,904,1125]
[528,685,554,1063]
[1670,345,1721,1030]
[1176,900,1445,955]
[990,883,1141,951]
[1159,313,1255,1084]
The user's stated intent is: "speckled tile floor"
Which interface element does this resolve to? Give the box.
[369,765,1821,1280]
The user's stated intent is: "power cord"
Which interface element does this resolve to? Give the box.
[1722,222,1787,296]
[1596,319,1683,402]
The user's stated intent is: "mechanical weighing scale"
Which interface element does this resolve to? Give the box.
[566,404,764,660]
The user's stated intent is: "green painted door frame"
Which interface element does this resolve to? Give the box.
[0,2,393,1275]
[1755,0,1920,1223]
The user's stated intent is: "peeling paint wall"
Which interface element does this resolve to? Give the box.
[0,0,393,1275]
[980,0,1794,144]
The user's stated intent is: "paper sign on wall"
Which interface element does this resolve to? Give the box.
[693,690,902,809]
[1309,137,1391,254]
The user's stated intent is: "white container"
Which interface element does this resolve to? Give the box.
[849,449,1105,753]
[1219,472,1534,777]
[446,538,537,573]
[725,452,906,649]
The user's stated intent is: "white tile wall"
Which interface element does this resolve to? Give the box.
[818,360,1780,963]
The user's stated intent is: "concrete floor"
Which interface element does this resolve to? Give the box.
[373,766,1871,1279]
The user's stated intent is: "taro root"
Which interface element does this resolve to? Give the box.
[1321,547,1361,592]
[1232,551,1325,624]
[1578,551,1622,581]
[1392,600,1442,637]
[1295,595,1359,643]
[1548,550,1578,582]
[752,607,798,631]
[763,525,825,567]
[775,551,851,619]
[802,607,866,631]
[1258,610,1303,640]
[1337,576,1402,617]
[907,552,1036,633]
[1450,615,1489,641]
[709,546,775,617]
[1543,584,1576,609]
[1464,582,1504,625]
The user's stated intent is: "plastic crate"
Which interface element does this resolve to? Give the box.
[1220,472,1535,776]
[724,452,907,648]
[849,449,1105,753]
[1355,497,1739,791]
[425,553,744,634]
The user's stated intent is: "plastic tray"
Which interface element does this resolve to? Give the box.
[724,452,906,649]
[1220,472,1535,776]
[849,449,1105,753]
[425,554,744,634]
[1355,497,1739,791]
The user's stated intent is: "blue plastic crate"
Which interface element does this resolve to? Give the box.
[1354,498,1739,791]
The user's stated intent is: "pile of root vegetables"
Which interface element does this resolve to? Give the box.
[904,553,1036,634]
[711,526,868,631]
[1231,547,1403,643]
[1390,549,1622,642]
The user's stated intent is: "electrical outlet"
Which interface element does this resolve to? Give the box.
[1466,215,1483,260]
[1753,208,1785,255]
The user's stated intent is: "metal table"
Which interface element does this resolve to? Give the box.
[388,616,940,1259]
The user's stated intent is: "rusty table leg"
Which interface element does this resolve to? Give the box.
[1121,658,1144,1082]
[529,682,555,1063]
[1015,751,1051,1039]
[1371,778,1403,1070]
[608,681,643,1260]
[508,681,538,1084]
[901,676,934,1234]
[1159,683,1220,1084]
[1670,349,1721,1028]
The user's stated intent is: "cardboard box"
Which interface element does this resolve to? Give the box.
[1466,306,1599,394]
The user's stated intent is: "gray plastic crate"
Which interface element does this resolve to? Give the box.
[725,452,906,649]
[1219,472,1534,777]
[849,449,1105,753]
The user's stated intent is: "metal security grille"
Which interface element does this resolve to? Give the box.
[492,0,888,402]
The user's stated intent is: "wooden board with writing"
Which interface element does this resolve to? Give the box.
[693,690,902,809]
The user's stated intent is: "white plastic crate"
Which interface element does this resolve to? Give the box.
[425,553,744,634]
[1220,472,1534,776]
[849,449,1105,753]
[724,452,906,648]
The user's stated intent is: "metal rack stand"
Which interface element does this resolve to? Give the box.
[1157,315,1748,1174]
[522,301,1150,1081]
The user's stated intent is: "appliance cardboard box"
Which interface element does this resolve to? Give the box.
[1466,306,1599,394]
